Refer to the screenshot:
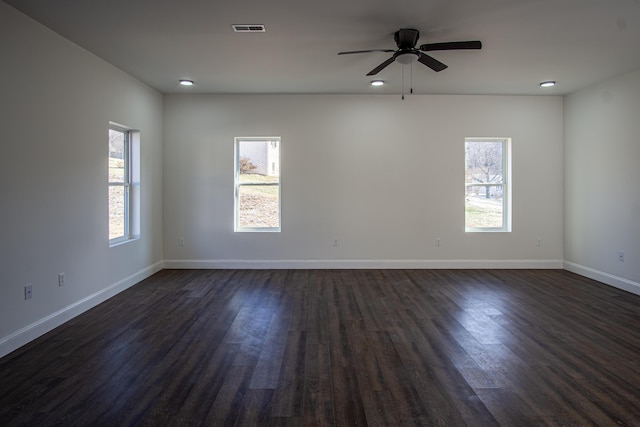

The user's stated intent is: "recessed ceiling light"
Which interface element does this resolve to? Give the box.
[540,81,556,88]
[179,79,194,86]
[371,80,384,87]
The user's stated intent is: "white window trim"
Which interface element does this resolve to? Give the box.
[234,137,281,232]
[109,123,140,246]
[465,137,512,233]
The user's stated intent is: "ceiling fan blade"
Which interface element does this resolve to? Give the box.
[338,49,395,55]
[419,41,482,51]
[366,56,396,76]
[417,53,448,72]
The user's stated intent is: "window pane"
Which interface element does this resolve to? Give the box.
[465,185,504,228]
[109,185,126,240]
[236,138,280,231]
[465,141,503,185]
[109,129,126,183]
[238,140,280,179]
[465,138,509,231]
[238,185,280,229]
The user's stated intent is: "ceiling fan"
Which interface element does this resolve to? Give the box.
[338,28,482,76]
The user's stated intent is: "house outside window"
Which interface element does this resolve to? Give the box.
[234,137,281,232]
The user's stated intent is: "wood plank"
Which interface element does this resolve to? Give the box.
[1,269,640,425]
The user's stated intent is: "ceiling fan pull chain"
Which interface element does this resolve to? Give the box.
[402,64,405,100]
[410,63,414,95]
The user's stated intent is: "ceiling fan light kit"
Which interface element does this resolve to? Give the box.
[179,79,194,86]
[370,80,384,86]
[395,52,419,65]
[540,81,556,87]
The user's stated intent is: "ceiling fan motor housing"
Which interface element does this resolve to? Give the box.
[394,29,420,49]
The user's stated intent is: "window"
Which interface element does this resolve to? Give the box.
[109,124,139,244]
[234,137,281,232]
[465,138,511,232]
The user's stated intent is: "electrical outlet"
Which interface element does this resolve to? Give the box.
[58,273,65,287]
[25,285,32,300]
[179,238,185,247]
[618,251,625,262]
[436,238,441,247]
[333,239,339,247]
[536,238,543,247]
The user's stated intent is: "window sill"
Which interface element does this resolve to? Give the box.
[465,228,511,233]
[234,228,281,233]
[109,235,140,247]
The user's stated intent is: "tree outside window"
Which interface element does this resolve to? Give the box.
[465,138,511,232]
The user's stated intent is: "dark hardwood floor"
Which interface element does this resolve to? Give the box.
[1,269,640,426]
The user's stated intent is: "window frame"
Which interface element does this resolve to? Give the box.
[108,124,134,245]
[234,137,281,233]
[464,137,512,233]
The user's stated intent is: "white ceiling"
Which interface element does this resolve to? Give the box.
[5,0,640,95]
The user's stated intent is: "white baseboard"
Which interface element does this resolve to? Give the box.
[164,259,564,270]
[0,261,164,359]
[563,261,640,296]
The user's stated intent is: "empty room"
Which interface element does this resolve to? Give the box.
[1,0,639,425]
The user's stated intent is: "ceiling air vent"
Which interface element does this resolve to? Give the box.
[232,24,266,33]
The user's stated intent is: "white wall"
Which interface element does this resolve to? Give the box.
[564,69,640,294]
[163,94,564,268]
[0,3,164,357]
[0,2,581,358]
